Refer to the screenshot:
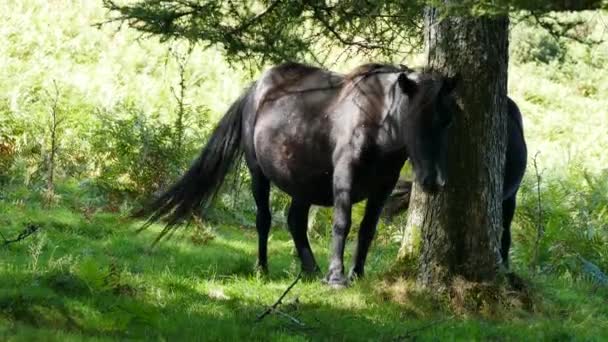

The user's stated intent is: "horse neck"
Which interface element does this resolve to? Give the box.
[348,72,409,151]
[381,94,410,150]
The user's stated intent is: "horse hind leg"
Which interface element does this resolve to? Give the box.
[287,199,320,275]
[501,194,517,269]
[251,171,271,273]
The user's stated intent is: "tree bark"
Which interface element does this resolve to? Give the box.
[401,5,509,290]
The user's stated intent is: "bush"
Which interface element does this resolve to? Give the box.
[0,108,21,184]
[513,166,608,280]
[90,101,212,204]
[510,20,565,65]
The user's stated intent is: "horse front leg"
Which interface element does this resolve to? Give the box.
[349,193,388,281]
[325,161,353,288]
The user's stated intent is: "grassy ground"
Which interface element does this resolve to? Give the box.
[1,200,607,341]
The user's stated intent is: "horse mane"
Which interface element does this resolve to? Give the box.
[271,61,325,78]
[345,63,404,82]
[341,64,447,107]
[257,62,343,109]
[331,63,411,122]
[407,67,445,109]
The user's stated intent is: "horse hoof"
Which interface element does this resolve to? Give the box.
[301,266,321,280]
[348,270,363,283]
[254,264,269,277]
[328,282,348,290]
[322,273,349,289]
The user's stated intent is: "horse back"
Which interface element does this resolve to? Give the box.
[253,63,343,112]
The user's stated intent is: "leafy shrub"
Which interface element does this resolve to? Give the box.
[91,101,212,204]
[513,166,608,280]
[0,108,21,184]
[510,20,565,65]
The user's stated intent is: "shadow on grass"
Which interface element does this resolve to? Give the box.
[0,209,427,340]
[0,266,430,341]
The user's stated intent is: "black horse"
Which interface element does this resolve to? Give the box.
[140,62,459,287]
[385,98,527,268]
[501,98,528,268]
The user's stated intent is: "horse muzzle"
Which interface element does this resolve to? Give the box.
[421,172,446,194]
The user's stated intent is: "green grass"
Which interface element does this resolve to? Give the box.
[1,201,607,341]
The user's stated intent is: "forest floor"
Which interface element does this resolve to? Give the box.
[1,200,607,341]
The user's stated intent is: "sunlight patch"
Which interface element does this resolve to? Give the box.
[207,287,230,301]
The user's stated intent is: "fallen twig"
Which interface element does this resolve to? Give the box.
[2,224,40,247]
[532,152,544,272]
[256,271,302,322]
[274,309,306,327]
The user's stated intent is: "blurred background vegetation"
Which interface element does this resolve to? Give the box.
[0,0,607,310]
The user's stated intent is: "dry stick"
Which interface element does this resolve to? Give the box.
[532,152,544,272]
[274,309,306,327]
[256,272,302,322]
[2,224,40,247]
[46,80,62,207]
[170,46,190,153]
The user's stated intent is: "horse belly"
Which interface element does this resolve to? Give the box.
[254,120,334,205]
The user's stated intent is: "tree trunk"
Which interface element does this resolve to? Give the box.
[401,6,509,290]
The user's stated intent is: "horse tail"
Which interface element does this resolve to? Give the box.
[136,85,254,243]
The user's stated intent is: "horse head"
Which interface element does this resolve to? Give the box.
[398,70,460,193]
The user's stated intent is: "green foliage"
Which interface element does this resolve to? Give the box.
[514,167,608,279]
[0,111,21,184]
[102,0,607,67]
[501,11,608,282]
[90,101,211,201]
[102,0,427,66]
[0,0,246,208]
[510,20,565,64]
[510,11,606,65]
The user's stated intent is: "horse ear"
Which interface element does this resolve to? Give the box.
[441,74,460,94]
[398,73,418,96]
[399,64,414,73]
